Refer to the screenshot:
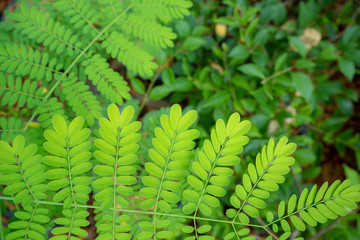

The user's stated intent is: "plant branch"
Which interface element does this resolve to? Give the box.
[308,219,339,240]
[137,47,183,117]
[290,167,302,195]
[257,217,278,240]
[261,67,292,85]
[0,195,263,228]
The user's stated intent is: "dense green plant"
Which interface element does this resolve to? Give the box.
[141,0,360,182]
[1,0,359,239]
[0,0,191,132]
[0,104,359,239]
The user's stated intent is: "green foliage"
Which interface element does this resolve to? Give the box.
[1,104,359,239]
[0,73,44,108]
[141,0,360,186]
[0,1,359,239]
[0,0,192,127]
[0,117,23,142]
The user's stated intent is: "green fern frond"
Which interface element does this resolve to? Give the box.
[37,97,68,127]
[50,207,90,240]
[0,22,13,44]
[264,181,360,238]
[183,113,251,217]
[59,74,102,125]
[6,203,50,240]
[0,73,44,108]
[120,13,177,48]
[227,137,297,223]
[54,0,99,37]
[98,0,125,22]
[8,4,83,56]
[0,135,46,206]
[139,104,199,239]
[133,0,193,20]
[101,31,158,77]
[92,104,142,239]
[0,43,63,81]
[0,117,23,141]
[82,54,131,105]
[43,115,92,207]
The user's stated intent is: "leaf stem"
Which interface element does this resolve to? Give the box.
[265,193,346,228]
[67,206,77,239]
[0,202,3,240]
[233,156,277,223]
[152,130,177,239]
[24,202,39,240]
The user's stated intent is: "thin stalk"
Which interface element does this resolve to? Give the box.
[232,223,241,240]
[112,128,121,239]
[137,47,183,118]
[0,201,3,240]
[290,167,302,195]
[152,131,177,239]
[67,206,77,239]
[24,202,39,240]
[265,194,348,228]
[0,196,263,228]
[264,226,279,240]
[257,217,278,240]
[232,156,277,223]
